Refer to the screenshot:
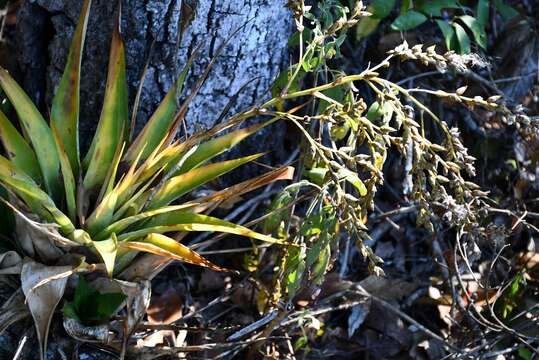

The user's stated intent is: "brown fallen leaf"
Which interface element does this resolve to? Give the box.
[147,287,183,325]
[21,259,73,360]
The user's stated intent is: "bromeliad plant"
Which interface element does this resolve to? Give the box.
[0,1,293,356]
[0,0,289,274]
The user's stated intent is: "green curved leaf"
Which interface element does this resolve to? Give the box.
[122,233,229,272]
[86,191,118,237]
[92,234,118,277]
[0,109,42,183]
[83,13,128,193]
[458,15,487,50]
[436,20,458,51]
[0,68,61,201]
[166,119,276,176]
[125,46,200,164]
[337,168,367,196]
[51,123,77,222]
[0,155,74,235]
[117,212,286,245]
[453,22,471,54]
[148,153,265,209]
[391,10,427,31]
[50,0,92,177]
[95,203,198,241]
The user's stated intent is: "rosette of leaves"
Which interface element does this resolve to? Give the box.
[0,1,292,357]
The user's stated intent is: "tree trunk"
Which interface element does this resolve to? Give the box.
[16,0,292,165]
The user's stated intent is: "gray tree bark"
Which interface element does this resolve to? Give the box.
[16,0,292,163]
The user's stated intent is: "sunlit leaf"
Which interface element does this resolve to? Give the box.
[122,233,229,272]
[86,190,118,237]
[304,167,328,186]
[337,168,367,196]
[453,22,471,54]
[118,212,287,245]
[0,155,75,235]
[458,15,487,49]
[95,203,198,240]
[125,45,200,164]
[0,109,42,182]
[366,101,382,121]
[92,234,118,277]
[0,68,61,201]
[174,120,276,175]
[190,166,295,213]
[148,153,265,209]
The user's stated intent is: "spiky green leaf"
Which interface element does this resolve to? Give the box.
[173,119,277,175]
[0,109,42,182]
[51,123,77,222]
[147,153,265,209]
[0,155,74,235]
[125,47,200,164]
[83,13,128,192]
[0,68,61,200]
[118,212,286,245]
[50,0,92,176]
[95,203,198,240]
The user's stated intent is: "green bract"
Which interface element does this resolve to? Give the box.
[0,0,289,277]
